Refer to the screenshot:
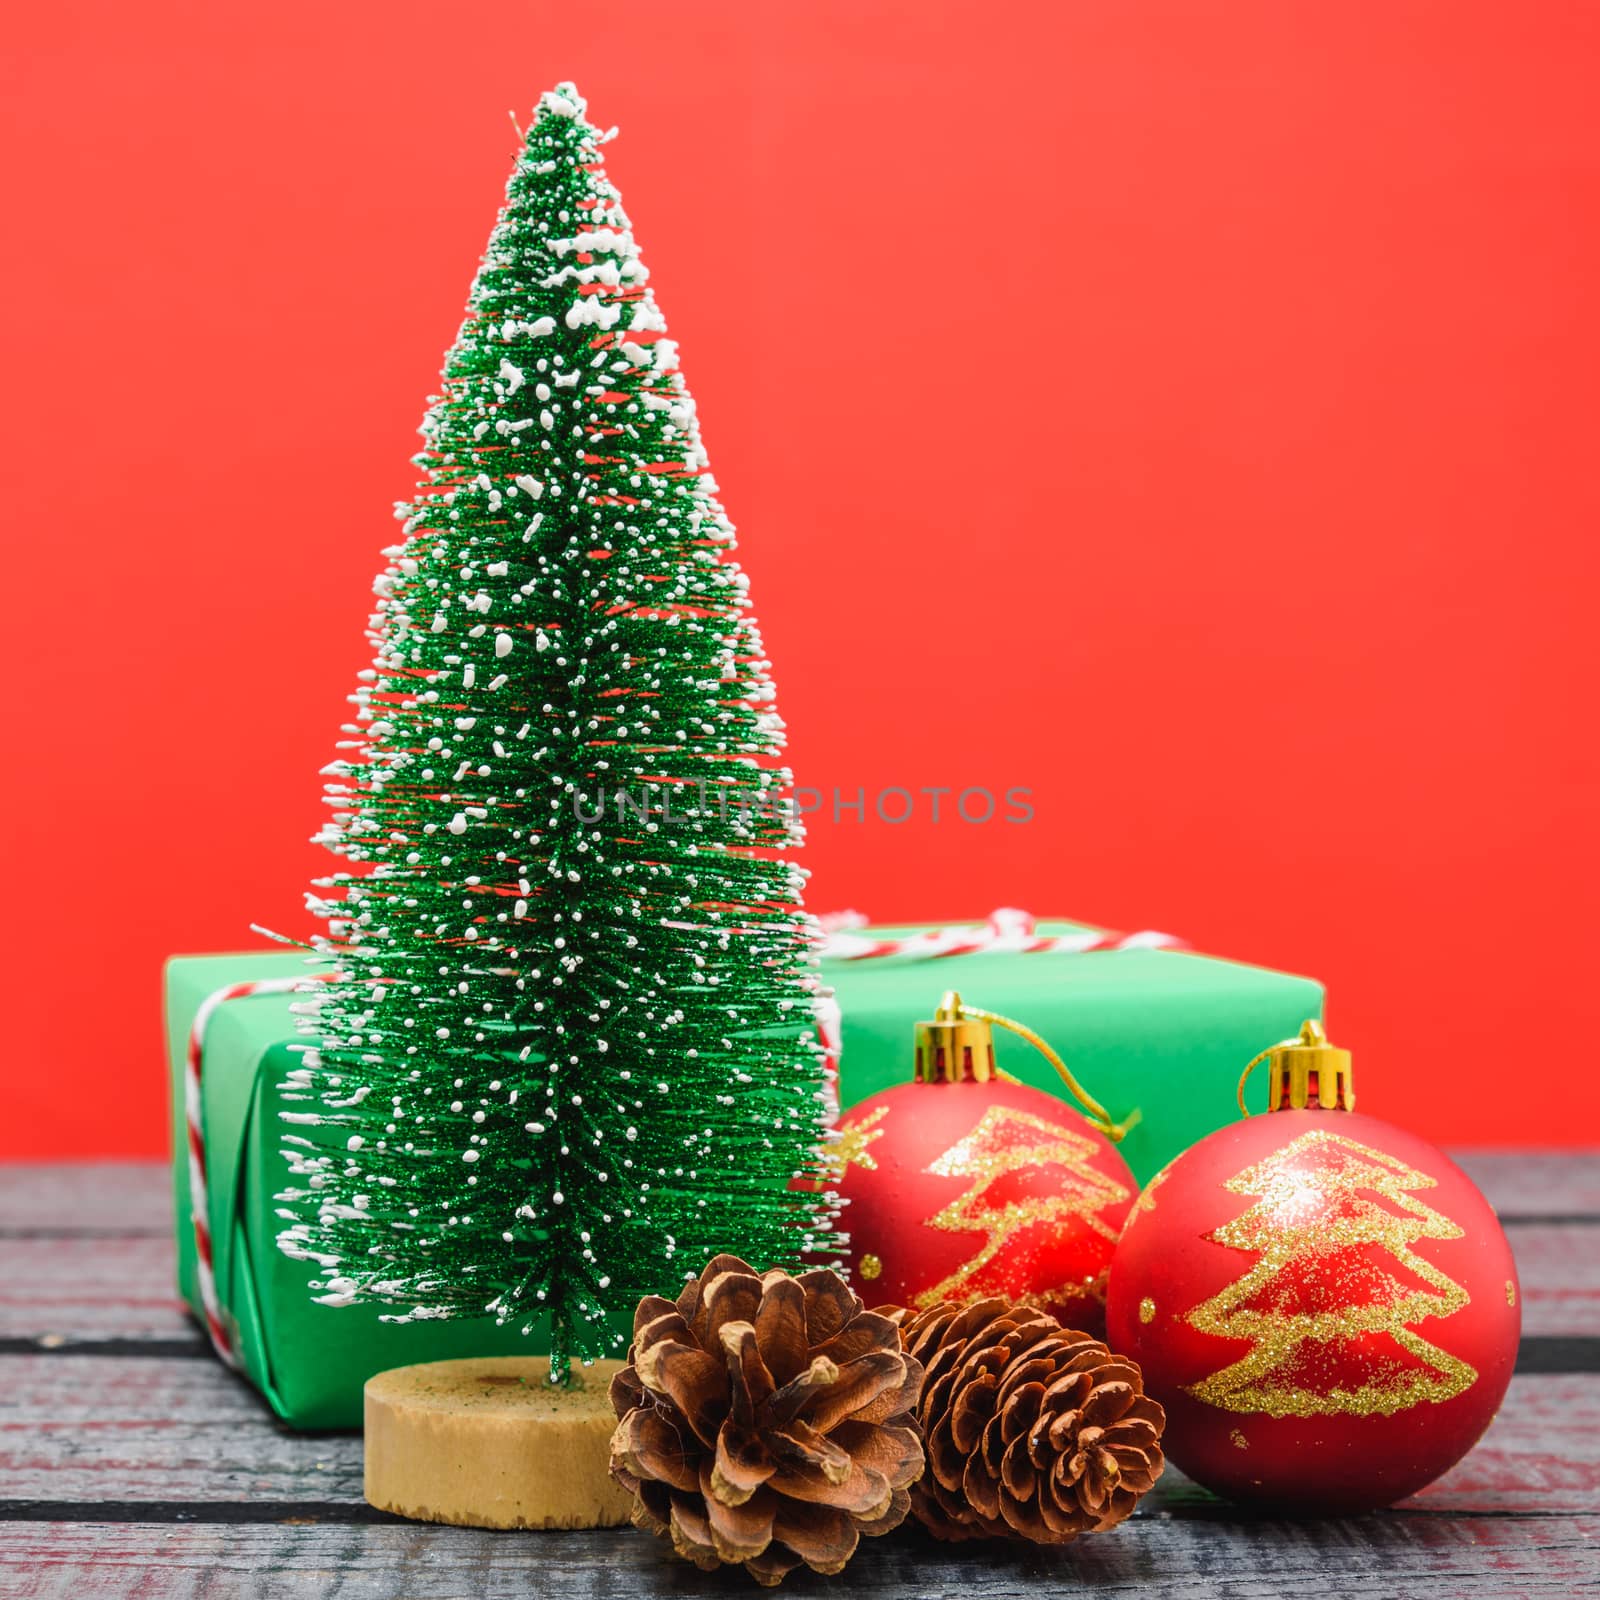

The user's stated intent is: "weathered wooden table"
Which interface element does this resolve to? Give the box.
[1,1157,1595,1597]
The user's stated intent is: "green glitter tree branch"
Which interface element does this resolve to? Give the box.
[274,83,835,1381]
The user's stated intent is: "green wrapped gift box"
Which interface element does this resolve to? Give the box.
[823,916,1324,1186]
[165,953,548,1429]
[165,917,1321,1428]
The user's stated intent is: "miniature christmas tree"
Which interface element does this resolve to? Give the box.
[1185,1130,1477,1416]
[275,83,832,1379]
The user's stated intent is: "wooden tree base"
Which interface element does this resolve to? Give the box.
[364,1356,635,1529]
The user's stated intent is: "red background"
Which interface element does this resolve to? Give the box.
[3,2,1596,1159]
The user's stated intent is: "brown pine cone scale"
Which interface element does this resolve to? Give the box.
[888,1298,1165,1544]
[610,1255,925,1585]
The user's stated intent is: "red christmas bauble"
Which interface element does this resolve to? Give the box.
[830,1078,1138,1334]
[1106,1106,1520,1511]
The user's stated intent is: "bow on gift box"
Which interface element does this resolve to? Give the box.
[812,909,1185,1078]
[817,907,1184,961]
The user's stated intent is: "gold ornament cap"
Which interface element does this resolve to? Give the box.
[909,990,1138,1139]
[1245,1019,1355,1114]
[914,990,997,1083]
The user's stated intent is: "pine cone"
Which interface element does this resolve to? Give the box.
[886,1299,1164,1544]
[609,1255,925,1586]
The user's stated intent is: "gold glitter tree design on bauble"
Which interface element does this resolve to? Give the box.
[915,1105,1130,1310]
[1186,1129,1479,1418]
[822,1104,889,1182]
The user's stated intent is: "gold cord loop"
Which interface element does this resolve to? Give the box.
[1236,1045,1279,1118]
[955,1002,1141,1143]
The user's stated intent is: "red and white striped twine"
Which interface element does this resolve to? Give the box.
[184,976,328,1368]
[816,906,1185,963]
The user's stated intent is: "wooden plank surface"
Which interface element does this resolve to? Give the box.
[0,1156,1595,1599]
[0,1237,191,1340]
[0,1165,169,1234]
[1,1358,1594,1513]
[2,1513,1597,1600]
[1454,1150,1600,1216]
